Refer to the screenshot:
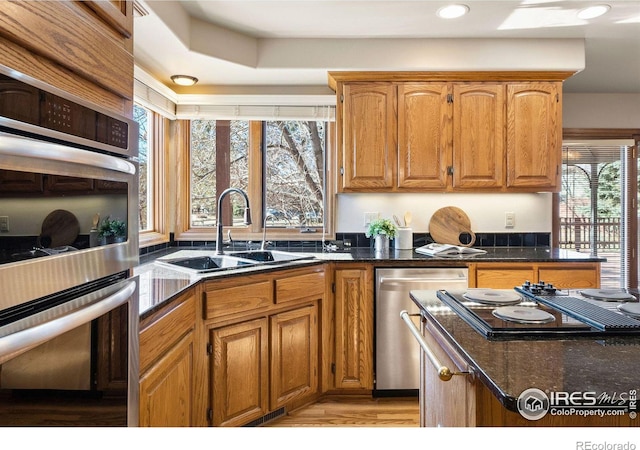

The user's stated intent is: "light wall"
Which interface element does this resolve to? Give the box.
[336,193,552,234]
[563,93,640,128]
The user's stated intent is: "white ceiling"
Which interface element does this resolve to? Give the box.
[133,1,640,95]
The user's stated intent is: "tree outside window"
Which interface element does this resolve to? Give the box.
[189,119,326,231]
[134,104,151,231]
[264,121,325,228]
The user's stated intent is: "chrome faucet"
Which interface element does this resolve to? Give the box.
[216,188,252,255]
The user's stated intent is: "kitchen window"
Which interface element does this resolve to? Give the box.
[134,103,169,247]
[176,119,334,241]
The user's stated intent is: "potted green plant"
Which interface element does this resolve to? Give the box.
[98,216,126,244]
[365,218,397,253]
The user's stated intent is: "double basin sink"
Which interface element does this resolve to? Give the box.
[155,249,316,274]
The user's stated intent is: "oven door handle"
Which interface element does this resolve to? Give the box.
[0,131,136,175]
[0,280,136,363]
[400,310,467,382]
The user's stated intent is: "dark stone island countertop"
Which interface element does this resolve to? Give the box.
[134,246,604,318]
[410,289,640,415]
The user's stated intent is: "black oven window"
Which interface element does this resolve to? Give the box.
[0,169,129,264]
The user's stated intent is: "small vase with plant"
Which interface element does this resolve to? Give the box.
[98,216,126,244]
[365,218,397,253]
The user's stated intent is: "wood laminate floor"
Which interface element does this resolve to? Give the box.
[264,395,419,427]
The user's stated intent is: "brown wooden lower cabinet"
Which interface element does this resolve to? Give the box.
[205,265,325,426]
[210,305,321,426]
[138,291,199,427]
[469,262,600,289]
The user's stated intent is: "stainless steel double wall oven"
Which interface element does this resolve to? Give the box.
[0,68,139,426]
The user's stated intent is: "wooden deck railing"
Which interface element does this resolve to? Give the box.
[559,217,621,251]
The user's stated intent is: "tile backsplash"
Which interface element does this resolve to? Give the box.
[139,232,551,256]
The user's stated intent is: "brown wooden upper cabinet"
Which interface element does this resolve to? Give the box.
[0,0,134,116]
[329,72,570,193]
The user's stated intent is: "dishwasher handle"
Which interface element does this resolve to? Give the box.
[400,310,467,382]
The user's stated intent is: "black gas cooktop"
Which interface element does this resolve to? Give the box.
[436,284,640,340]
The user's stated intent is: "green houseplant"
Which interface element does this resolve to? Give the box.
[98,216,126,244]
[366,218,397,253]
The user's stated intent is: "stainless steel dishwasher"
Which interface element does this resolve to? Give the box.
[374,267,468,396]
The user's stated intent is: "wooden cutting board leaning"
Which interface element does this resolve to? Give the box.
[39,209,80,248]
[428,206,476,247]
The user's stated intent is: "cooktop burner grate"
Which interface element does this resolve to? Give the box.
[514,287,640,332]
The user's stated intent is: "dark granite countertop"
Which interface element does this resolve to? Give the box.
[134,246,604,318]
[410,289,640,414]
[339,246,604,263]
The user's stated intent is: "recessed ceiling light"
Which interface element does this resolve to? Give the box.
[437,4,470,19]
[577,4,610,20]
[170,75,199,86]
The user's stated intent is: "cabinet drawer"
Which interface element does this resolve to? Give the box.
[139,294,195,374]
[275,271,325,304]
[475,267,535,289]
[205,280,273,320]
[538,266,600,289]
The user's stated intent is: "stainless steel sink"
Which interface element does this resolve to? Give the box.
[155,252,258,273]
[227,250,315,263]
[155,249,315,274]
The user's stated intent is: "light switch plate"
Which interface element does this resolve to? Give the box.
[364,212,379,226]
[505,212,515,228]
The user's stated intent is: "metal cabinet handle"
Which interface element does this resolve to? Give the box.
[400,310,466,382]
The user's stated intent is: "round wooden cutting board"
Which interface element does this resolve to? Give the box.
[428,206,476,247]
[39,209,80,248]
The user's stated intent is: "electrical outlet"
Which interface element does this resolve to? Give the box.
[0,216,8,232]
[505,212,515,228]
[364,212,379,226]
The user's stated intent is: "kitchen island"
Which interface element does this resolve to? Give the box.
[409,289,640,427]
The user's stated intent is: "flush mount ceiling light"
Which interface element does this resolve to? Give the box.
[170,75,199,86]
[437,4,470,19]
[577,4,610,20]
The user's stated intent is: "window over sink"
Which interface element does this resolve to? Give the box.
[182,119,332,241]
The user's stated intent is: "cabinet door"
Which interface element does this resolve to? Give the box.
[0,170,44,194]
[397,83,451,190]
[453,84,505,189]
[270,305,319,409]
[139,332,194,427]
[211,318,269,427]
[334,267,373,389]
[506,83,561,190]
[341,83,396,191]
[138,292,198,427]
[83,0,133,40]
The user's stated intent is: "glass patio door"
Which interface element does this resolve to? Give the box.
[560,140,636,288]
